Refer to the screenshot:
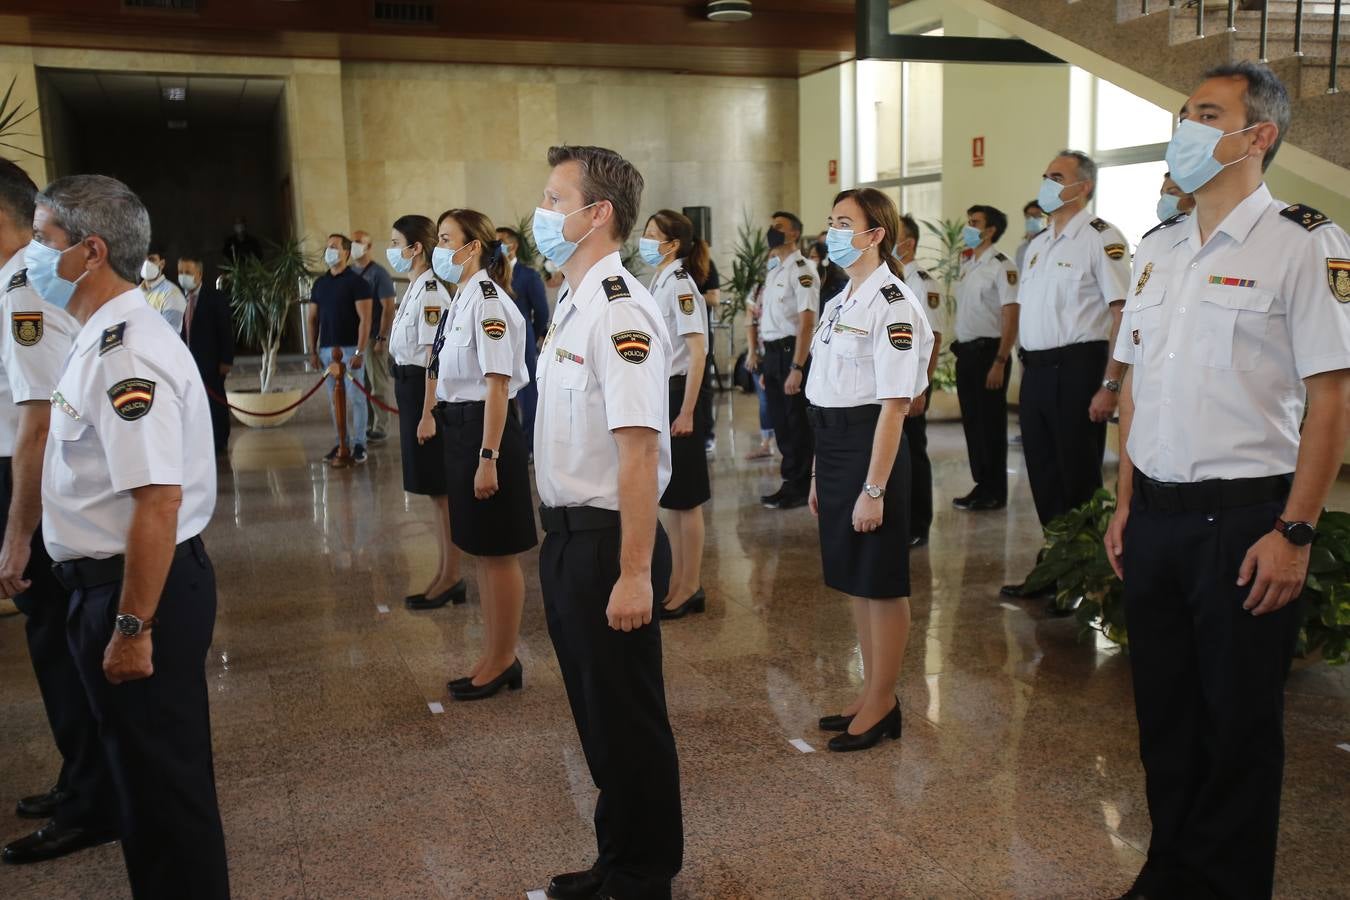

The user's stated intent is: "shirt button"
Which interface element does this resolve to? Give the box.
[1190,263,1198,269]
[1168,353,1175,359]
[1179,307,1185,314]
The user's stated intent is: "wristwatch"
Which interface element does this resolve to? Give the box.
[480,448,500,461]
[862,483,885,499]
[1101,378,1122,393]
[1274,517,1316,547]
[115,612,154,638]
[790,362,805,373]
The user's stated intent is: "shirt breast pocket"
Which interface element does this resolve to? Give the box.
[1194,287,1274,371]
[1126,288,1165,361]
[48,414,99,498]
[554,363,590,443]
[835,334,876,402]
[443,325,475,377]
[1051,266,1084,311]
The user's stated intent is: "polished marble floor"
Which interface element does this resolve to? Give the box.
[1,386,1348,899]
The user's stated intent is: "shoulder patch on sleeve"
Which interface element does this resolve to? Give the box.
[798,273,815,288]
[886,322,913,351]
[99,322,126,356]
[1089,218,1109,233]
[610,329,651,363]
[1142,213,1188,241]
[481,317,507,340]
[1328,258,1350,303]
[880,284,904,304]
[1104,242,1127,261]
[602,276,631,302]
[1006,269,1019,286]
[927,291,941,309]
[425,279,438,291]
[678,293,695,315]
[12,311,42,346]
[6,268,27,292]
[479,280,498,299]
[993,251,1008,263]
[1280,204,1332,231]
[107,377,155,421]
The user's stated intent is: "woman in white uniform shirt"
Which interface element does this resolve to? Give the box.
[419,208,537,701]
[640,209,711,620]
[806,188,933,753]
[386,214,465,610]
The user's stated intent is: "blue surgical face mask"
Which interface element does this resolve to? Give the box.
[323,247,341,268]
[961,224,983,249]
[1156,193,1183,222]
[24,240,86,311]
[386,246,413,274]
[432,244,469,284]
[532,202,598,266]
[766,257,781,272]
[1164,119,1258,193]
[825,226,878,269]
[638,237,669,267]
[1025,217,1045,236]
[1037,177,1082,215]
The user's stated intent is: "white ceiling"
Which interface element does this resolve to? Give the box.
[41,70,284,127]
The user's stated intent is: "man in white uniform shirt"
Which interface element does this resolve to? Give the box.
[1105,63,1350,900]
[530,146,682,900]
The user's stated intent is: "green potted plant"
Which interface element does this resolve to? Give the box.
[919,218,965,416]
[219,238,316,428]
[0,76,40,160]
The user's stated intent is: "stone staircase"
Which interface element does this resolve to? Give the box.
[973,0,1348,168]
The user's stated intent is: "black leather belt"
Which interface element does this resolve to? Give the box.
[806,404,880,429]
[393,364,426,380]
[1132,471,1292,514]
[433,400,485,425]
[538,505,621,534]
[1018,340,1108,368]
[52,536,202,593]
[764,337,796,352]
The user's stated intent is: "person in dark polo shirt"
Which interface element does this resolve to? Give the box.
[306,233,372,463]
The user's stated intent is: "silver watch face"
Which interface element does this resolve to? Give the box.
[115,614,142,637]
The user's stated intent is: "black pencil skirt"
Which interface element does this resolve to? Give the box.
[808,403,911,600]
[395,364,446,496]
[434,400,538,557]
[661,374,712,511]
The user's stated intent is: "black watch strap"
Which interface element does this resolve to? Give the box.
[1274,517,1316,546]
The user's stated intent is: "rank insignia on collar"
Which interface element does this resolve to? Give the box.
[1281,204,1331,231]
[1329,258,1350,303]
[611,329,651,364]
[886,322,913,351]
[1135,262,1153,296]
[1208,275,1256,288]
[424,306,441,326]
[603,276,631,301]
[678,293,695,316]
[880,284,904,304]
[798,274,814,288]
[107,378,155,421]
[927,292,940,309]
[99,322,126,355]
[479,280,498,299]
[1132,329,1140,346]
[6,269,27,292]
[12,311,42,346]
[481,317,506,340]
[1104,243,1126,261]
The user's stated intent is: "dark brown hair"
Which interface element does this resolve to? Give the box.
[436,208,514,299]
[392,214,435,267]
[646,209,710,286]
[831,188,903,278]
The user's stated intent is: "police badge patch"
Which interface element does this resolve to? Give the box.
[424,306,442,326]
[481,318,507,340]
[927,292,940,309]
[1329,258,1350,303]
[107,378,155,421]
[678,293,695,316]
[11,311,42,346]
[1007,270,1019,286]
[611,330,652,364]
[886,322,913,351]
[798,274,814,288]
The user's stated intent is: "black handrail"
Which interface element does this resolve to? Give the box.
[1294,0,1306,56]
[1331,0,1344,94]
[1258,1,1270,60]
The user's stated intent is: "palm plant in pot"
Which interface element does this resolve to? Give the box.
[919,218,965,406]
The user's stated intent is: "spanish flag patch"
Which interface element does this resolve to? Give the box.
[887,322,913,351]
[12,311,42,347]
[611,330,652,364]
[481,318,507,340]
[107,378,155,421]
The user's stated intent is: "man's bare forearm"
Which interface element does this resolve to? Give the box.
[1104,302,1126,382]
[997,305,1018,362]
[614,427,659,577]
[355,300,372,353]
[1116,369,1136,506]
[926,332,942,381]
[681,335,706,416]
[3,404,49,554]
[1282,369,1350,524]
[379,297,396,335]
[120,485,182,621]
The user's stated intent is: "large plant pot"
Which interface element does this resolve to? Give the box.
[226,388,305,429]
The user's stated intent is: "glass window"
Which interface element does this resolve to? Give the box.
[902,61,942,177]
[857,60,902,183]
[1095,78,1172,151]
[1095,159,1168,249]
[902,181,944,262]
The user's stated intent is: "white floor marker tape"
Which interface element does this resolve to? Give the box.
[789,738,815,754]
[375,604,390,614]
[1337,742,1350,753]
[428,701,444,714]
[999,601,1019,611]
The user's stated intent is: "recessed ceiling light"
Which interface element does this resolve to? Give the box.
[706,1,752,23]
[164,87,186,102]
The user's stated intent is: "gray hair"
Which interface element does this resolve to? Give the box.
[546,145,645,242]
[34,174,151,284]
[1203,61,1290,170]
[1056,150,1098,200]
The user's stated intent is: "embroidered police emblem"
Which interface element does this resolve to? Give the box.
[603,276,631,301]
[12,311,42,347]
[1329,258,1350,304]
[6,269,27,292]
[424,306,441,326]
[927,292,940,309]
[1104,243,1127,261]
[678,293,695,316]
[1135,262,1153,296]
[99,322,126,355]
[107,378,155,421]
[798,274,814,288]
[611,330,652,364]
[887,322,913,351]
[481,318,507,340]
[479,280,498,299]
[1007,270,1019,286]
[880,284,904,304]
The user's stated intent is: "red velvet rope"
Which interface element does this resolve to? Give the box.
[344,370,401,414]
[203,374,329,417]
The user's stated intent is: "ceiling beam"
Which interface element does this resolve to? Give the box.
[857,0,1061,64]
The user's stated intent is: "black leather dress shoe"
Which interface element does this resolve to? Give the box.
[450,658,522,700]
[660,588,706,620]
[818,713,854,732]
[827,701,902,752]
[546,867,603,899]
[999,581,1055,600]
[951,491,979,510]
[966,496,1006,511]
[405,579,468,610]
[760,488,785,509]
[2,820,117,864]
[15,787,65,820]
[776,491,808,510]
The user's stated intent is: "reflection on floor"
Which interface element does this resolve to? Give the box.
[1,389,1347,899]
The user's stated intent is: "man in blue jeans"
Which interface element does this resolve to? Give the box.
[307,233,372,463]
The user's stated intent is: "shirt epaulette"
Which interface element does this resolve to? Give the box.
[1279,204,1332,231]
[6,268,27,292]
[880,284,904,304]
[1089,218,1110,233]
[917,268,934,281]
[795,258,808,268]
[479,280,498,299]
[425,279,438,291]
[602,276,631,301]
[1142,213,1188,241]
[99,322,126,356]
[675,267,689,280]
[993,251,1008,263]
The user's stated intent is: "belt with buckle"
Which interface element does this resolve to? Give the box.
[1132,471,1292,514]
[1018,340,1107,368]
[52,536,201,593]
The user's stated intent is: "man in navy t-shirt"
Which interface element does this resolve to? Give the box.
[307,233,373,463]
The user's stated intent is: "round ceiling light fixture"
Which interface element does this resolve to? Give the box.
[706,1,752,23]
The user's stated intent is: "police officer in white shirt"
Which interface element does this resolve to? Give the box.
[531,145,682,900]
[139,248,186,332]
[807,188,933,753]
[951,204,1020,513]
[1104,63,1350,900]
[385,214,465,612]
[897,212,947,547]
[26,175,228,898]
[422,207,536,701]
[746,210,819,509]
[1002,150,1132,601]
[0,162,115,867]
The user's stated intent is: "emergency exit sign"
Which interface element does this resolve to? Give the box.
[972,137,985,168]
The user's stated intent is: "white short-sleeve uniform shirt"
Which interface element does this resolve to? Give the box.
[649,263,708,377]
[903,260,949,342]
[1017,208,1132,351]
[432,274,529,403]
[0,250,80,456]
[758,250,820,341]
[389,267,446,367]
[953,247,1019,342]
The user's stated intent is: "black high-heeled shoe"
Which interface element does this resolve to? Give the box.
[827,701,901,752]
[660,588,706,620]
[447,674,474,691]
[405,579,468,610]
[450,658,522,701]
[818,713,855,732]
